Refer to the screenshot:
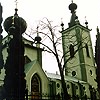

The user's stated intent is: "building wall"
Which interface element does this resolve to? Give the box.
[25,46,37,61]
[25,61,49,98]
[1,35,99,99]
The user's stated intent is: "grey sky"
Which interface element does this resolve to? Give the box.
[0,0,100,73]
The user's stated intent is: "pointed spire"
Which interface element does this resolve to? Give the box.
[68,1,78,27]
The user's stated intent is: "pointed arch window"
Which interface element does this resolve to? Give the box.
[85,44,90,57]
[31,74,41,99]
[69,44,74,58]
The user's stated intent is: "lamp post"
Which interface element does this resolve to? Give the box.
[3,8,27,100]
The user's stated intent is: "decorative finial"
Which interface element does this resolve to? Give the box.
[35,26,41,45]
[61,18,64,31]
[68,1,78,27]
[85,16,88,28]
[69,1,77,13]
[14,0,18,16]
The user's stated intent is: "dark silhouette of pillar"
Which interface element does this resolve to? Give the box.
[0,3,4,100]
[0,3,4,71]
[3,8,27,100]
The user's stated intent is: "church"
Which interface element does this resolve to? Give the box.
[0,1,99,100]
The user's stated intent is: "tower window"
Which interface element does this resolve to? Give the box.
[69,44,74,58]
[90,70,93,76]
[85,44,90,57]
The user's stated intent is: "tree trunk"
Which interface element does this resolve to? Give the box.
[61,72,70,100]
[59,65,70,100]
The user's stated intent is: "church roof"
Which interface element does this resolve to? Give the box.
[25,60,37,73]
[25,61,87,84]
[45,72,87,84]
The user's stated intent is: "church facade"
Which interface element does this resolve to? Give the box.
[0,1,99,100]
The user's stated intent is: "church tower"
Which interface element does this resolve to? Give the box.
[61,1,97,87]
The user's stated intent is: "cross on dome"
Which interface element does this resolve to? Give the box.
[14,0,18,15]
[15,0,18,9]
[71,0,73,3]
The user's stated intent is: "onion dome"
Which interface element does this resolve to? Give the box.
[3,9,27,35]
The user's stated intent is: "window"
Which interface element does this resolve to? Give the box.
[85,44,90,57]
[72,71,76,76]
[57,83,60,88]
[69,44,74,58]
[31,74,41,99]
[67,84,70,89]
[90,70,93,76]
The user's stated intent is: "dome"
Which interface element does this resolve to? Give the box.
[3,15,27,35]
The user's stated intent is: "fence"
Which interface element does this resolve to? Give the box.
[25,94,62,100]
[25,94,98,100]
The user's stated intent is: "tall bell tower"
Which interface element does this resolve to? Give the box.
[61,1,97,87]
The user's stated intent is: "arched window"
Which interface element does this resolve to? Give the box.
[31,74,41,99]
[85,44,90,57]
[69,44,74,58]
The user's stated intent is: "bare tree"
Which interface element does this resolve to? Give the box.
[25,18,89,100]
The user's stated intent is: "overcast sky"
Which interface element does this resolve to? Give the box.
[0,0,100,73]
